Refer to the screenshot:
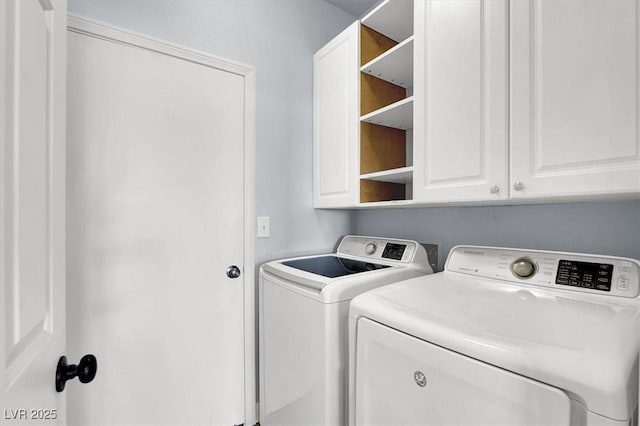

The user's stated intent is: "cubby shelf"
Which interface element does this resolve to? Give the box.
[361,36,413,88]
[361,166,413,184]
[361,96,413,130]
[361,0,414,43]
[358,0,414,205]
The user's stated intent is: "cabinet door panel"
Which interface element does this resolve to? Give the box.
[413,0,508,202]
[313,22,359,208]
[511,0,640,198]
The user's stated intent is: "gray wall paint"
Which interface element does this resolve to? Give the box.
[68,0,356,264]
[355,201,640,271]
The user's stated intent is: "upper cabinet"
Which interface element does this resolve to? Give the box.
[313,0,640,209]
[413,0,509,203]
[359,0,415,205]
[510,0,640,199]
[313,22,360,208]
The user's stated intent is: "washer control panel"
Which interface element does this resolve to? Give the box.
[338,236,417,263]
[446,246,640,298]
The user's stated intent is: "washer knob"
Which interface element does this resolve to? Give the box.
[365,242,377,255]
[510,257,537,279]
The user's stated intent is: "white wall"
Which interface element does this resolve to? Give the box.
[355,201,640,271]
[68,0,356,264]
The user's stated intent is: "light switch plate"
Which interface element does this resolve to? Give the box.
[257,217,270,238]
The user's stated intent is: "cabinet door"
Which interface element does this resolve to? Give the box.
[313,22,359,208]
[413,0,508,203]
[511,0,640,199]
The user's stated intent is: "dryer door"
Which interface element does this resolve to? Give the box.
[354,318,572,426]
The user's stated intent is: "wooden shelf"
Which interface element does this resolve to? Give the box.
[361,0,413,43]
[361,36,413,88]
[361,166,413,184]
[360,180,406,203]
[361,96,413,130]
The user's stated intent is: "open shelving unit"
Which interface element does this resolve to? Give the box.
[359,0,414,204]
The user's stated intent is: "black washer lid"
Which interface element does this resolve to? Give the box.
[282,255,390,278]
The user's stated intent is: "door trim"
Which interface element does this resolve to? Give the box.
[66,15,257,425]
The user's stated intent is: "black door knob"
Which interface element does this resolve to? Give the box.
[56,354,97,392]
[226,265,241,278]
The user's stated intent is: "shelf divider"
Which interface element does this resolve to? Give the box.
[361,166,414,184]
[361,36,413,88]
[361,96,414,130]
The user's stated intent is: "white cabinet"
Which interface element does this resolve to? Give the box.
[313,0,640,209]
[313,22,360,208]
[413,0,509,203]
[510,0,640,199]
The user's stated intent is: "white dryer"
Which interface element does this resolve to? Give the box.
[349,245,640,426]
[259,235,435,426]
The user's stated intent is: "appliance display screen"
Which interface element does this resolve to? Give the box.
[282,256,390,278]
[382,243,406,261]
[556,260,613,292]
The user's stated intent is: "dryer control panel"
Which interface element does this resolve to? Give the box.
[446,246,640,298]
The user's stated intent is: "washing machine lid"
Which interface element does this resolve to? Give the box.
[261,254,427,303]
[350,272,640,421]
[281,255,390,278]
[259,236,433,302]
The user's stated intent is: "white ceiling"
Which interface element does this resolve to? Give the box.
[325,0,380,18]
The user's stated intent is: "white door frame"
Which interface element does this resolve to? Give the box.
[66,15,257,425]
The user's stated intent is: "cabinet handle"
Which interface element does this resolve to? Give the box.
[513,181,525,191]
[490,185,500,194]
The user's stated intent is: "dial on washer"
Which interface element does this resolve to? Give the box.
[511,257,537,279]
[365,242,377,255]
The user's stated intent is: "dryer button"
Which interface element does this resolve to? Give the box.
[617,278,629,291]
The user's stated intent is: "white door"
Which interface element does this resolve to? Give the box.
[413,0,508,203]
[510,0,640,199]
[313,22,360,208]
[66,22,251,426]
[0,0,67,424]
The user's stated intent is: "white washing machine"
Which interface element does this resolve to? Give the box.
[259,235,435,426]
[349,245,640,426]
